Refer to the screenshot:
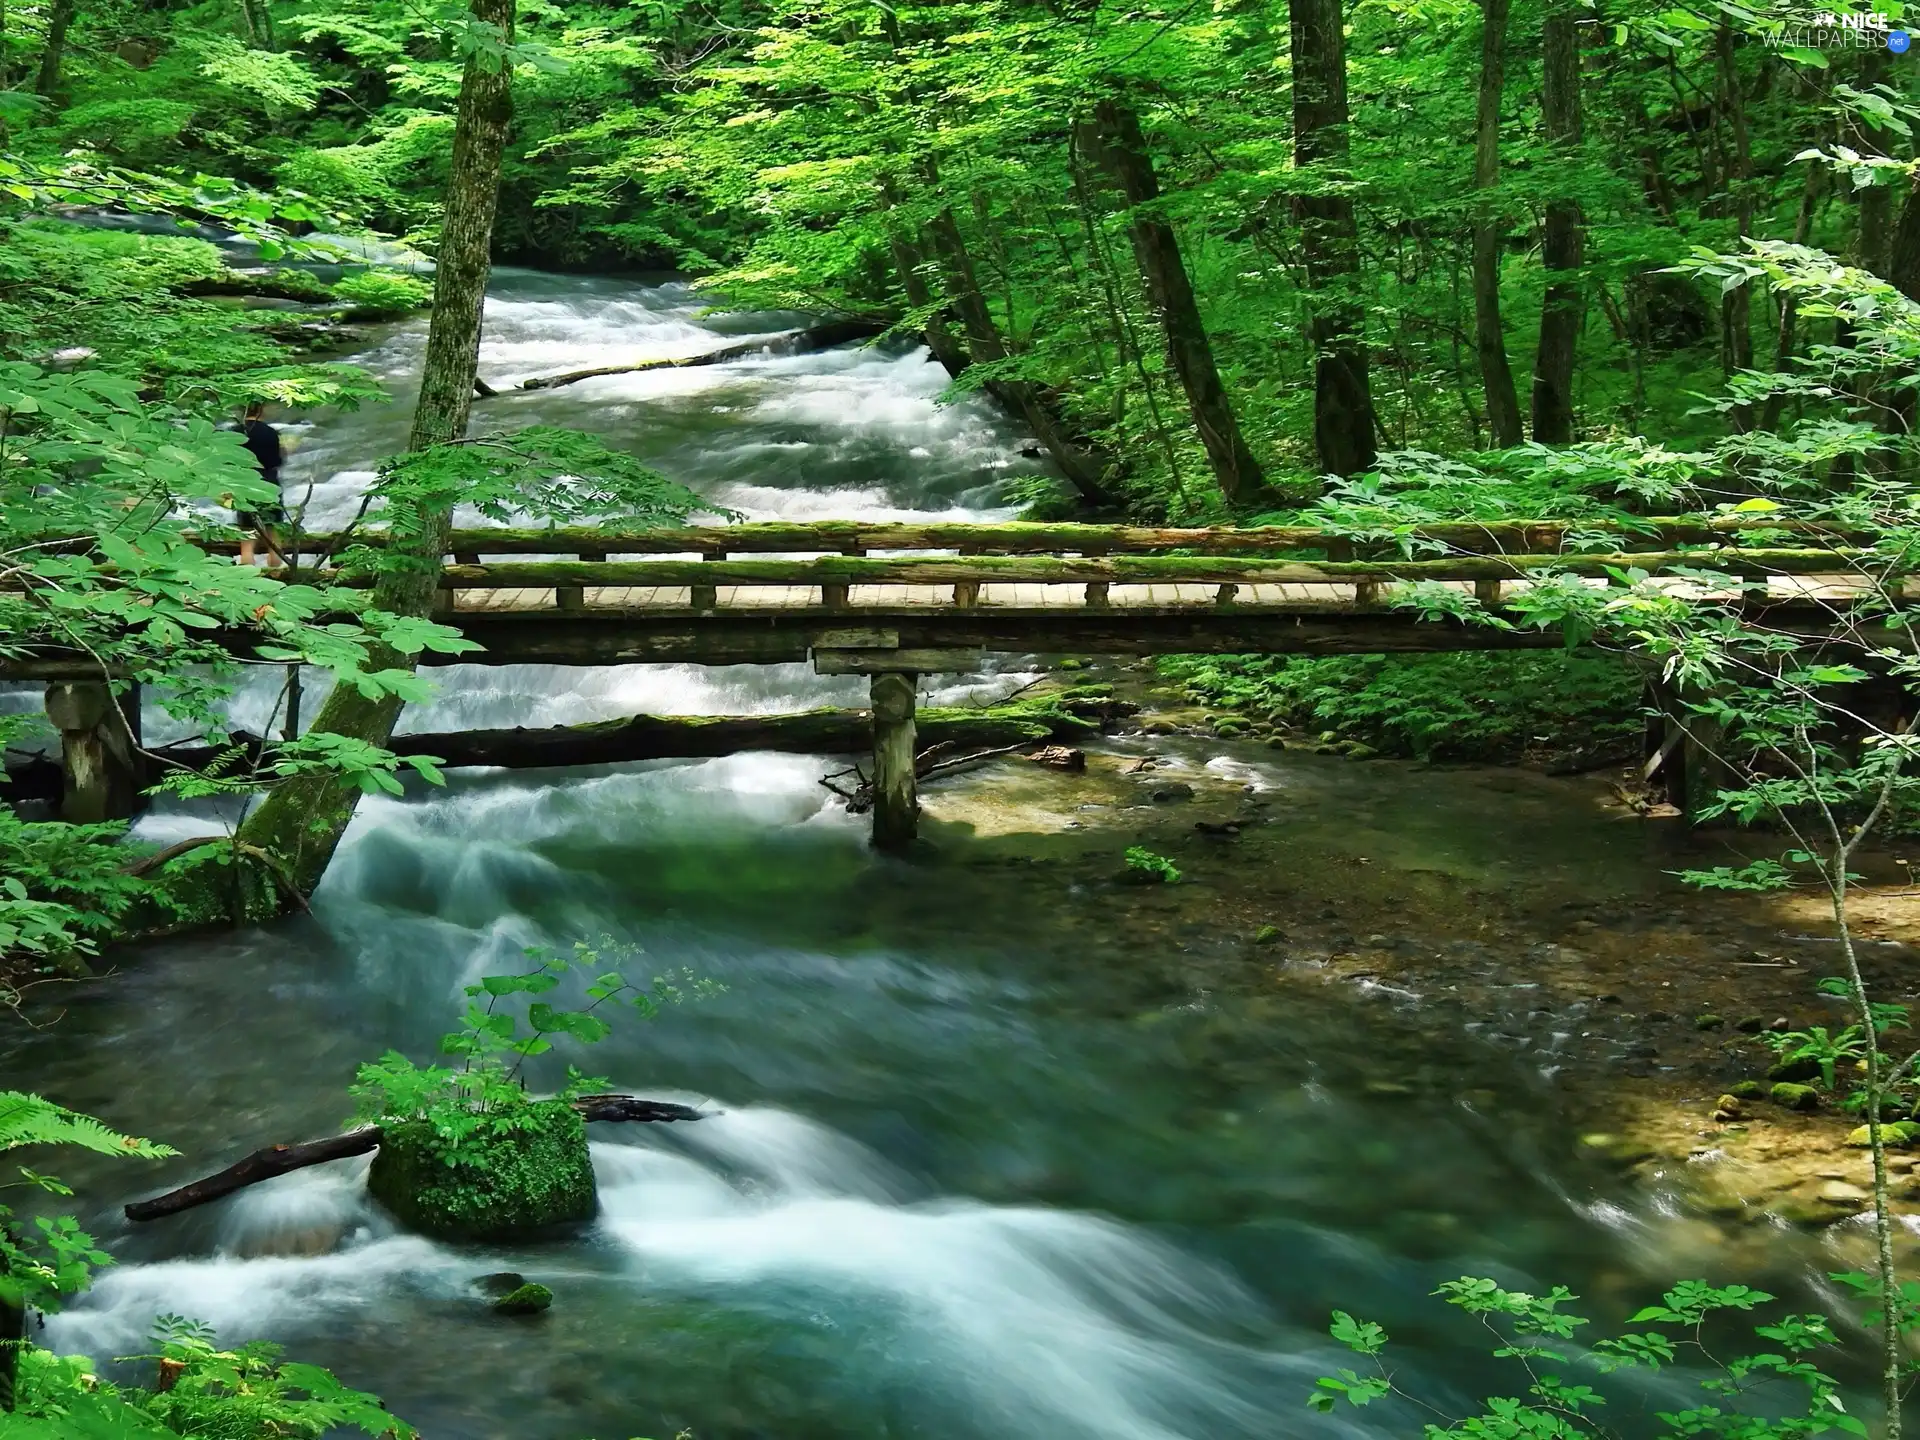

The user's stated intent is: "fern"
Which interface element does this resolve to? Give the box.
[0,1093,175,1160]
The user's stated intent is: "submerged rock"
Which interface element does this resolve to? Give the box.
[367,1099,596,1242]
[1149,782,1194,803]
[492,1282,554,1317]
[474,1272,527,1297]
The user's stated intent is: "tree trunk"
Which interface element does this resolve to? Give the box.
[1888,175,1920,304]
[1286,0,1378,478]
[32,0,75,96]
[1855,51,1894,279]
[232,0,515,898]
[1531,0,1585,444]
[1761,162,1821,433]
[1716,23,1754,429]
[921,201,1117,505]
[1471,0,1521,447]
[886,224,971,379]
[1089,98,1270,499]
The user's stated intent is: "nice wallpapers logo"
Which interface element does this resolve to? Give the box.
[1765,8,1912,49]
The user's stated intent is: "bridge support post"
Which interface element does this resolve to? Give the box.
[869,671,918,852]
[44,680,142,823]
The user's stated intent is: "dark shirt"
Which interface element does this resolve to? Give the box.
[242,419,283,483]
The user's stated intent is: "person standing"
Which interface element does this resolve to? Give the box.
[234,402,287,567]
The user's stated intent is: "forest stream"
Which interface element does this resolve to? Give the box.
[7,271,1906,1439]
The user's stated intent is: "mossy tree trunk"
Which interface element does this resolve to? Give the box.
[1285,0,1378,479]
[32,0,75,96]
[1530,0,1584,444]
[1089,98,1269,500]
[1471,0,1522,449]
[233,0,516,898]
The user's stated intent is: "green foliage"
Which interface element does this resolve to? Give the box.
[1313,1279,1869,1440]
[347,938,717,1157]
[330,270,434,319]
[0,1099,412,1437]
[1161,652,1643,763]
[1122,847,1180,884]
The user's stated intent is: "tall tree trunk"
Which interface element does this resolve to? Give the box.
[33,0,75,96]
[921,200,1117,505]
[1855,51,1894,278]
[1286,0,1378,478]
[1471,0,1521,447]
[1761,162,1821,433]
[1889,175,1920,304]
[1531,0,1585,443]
[1716,23,1754,430]
[1089,98,1269,499]
[233,0,515,896]
[886,222,971,380]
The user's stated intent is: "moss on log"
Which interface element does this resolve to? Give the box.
[366,1100,596,1242]
[214,517,1879,560]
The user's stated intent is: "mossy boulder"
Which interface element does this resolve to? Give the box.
[367,1100,596,1241]
[1728,1079,1765,1100]
[1848,1120,1920,1148]
[1766,1056,1822,1084]
[492,1282,554,1317]
[1770,1082,1821,1112]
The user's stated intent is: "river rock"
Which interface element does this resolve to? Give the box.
[1149,782,1194,803]
[492,1282,554,1317]
[1766,1056,1821,1084]
[1770,1082,1821,1112]
[1848,1121,1920,1148]
[367,1099,596,1242]
[1817,1180,1871,1208]
[1029,746,1086,771]
[1728,1080,1765,1100]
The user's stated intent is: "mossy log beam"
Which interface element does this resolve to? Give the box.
[403,547,1892,591]
[83,704,1106,778]
[188,517,1885,559]
[514,320,890,392]
[123,1095,705,1223]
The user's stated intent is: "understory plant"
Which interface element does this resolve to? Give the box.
[1374,247,1920,1432]
[347,938,718,1152]
[1312,1277,1885,1440]
[0,1090,414,1436]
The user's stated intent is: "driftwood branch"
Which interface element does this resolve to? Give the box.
[512,320,889,392]
[124,1129,383,1221]
[123,1095,706,1222]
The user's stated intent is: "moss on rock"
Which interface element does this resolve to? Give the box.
[367,1099,595,1241]
[1770,1082,1821,1112]
[492,1282,554,1317]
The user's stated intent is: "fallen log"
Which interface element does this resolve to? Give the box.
[115,700,1119,778]
[124,1129,382,1221]
[513,319,890,392]
[124,1094,706,1222]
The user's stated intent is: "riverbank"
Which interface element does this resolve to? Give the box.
[914,659,1920,1241]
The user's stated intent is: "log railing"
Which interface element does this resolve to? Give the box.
[201,516,1880,561]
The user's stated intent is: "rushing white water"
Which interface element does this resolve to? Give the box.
[25,269,1739,1440]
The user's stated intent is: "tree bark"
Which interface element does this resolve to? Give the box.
[1089,98,1270,499]
[1531,0,1585,444]
[1855,51,1894,280]
[921,201,1117,505]
[1716,23,1754,430]
[1286,0,1378,478]
[32,0,75,96]
[1471,0,1522,448]
[231,0,516,899]
[1889,175,1920,304]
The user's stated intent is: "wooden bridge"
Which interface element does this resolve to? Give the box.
[13,518,1902,849]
